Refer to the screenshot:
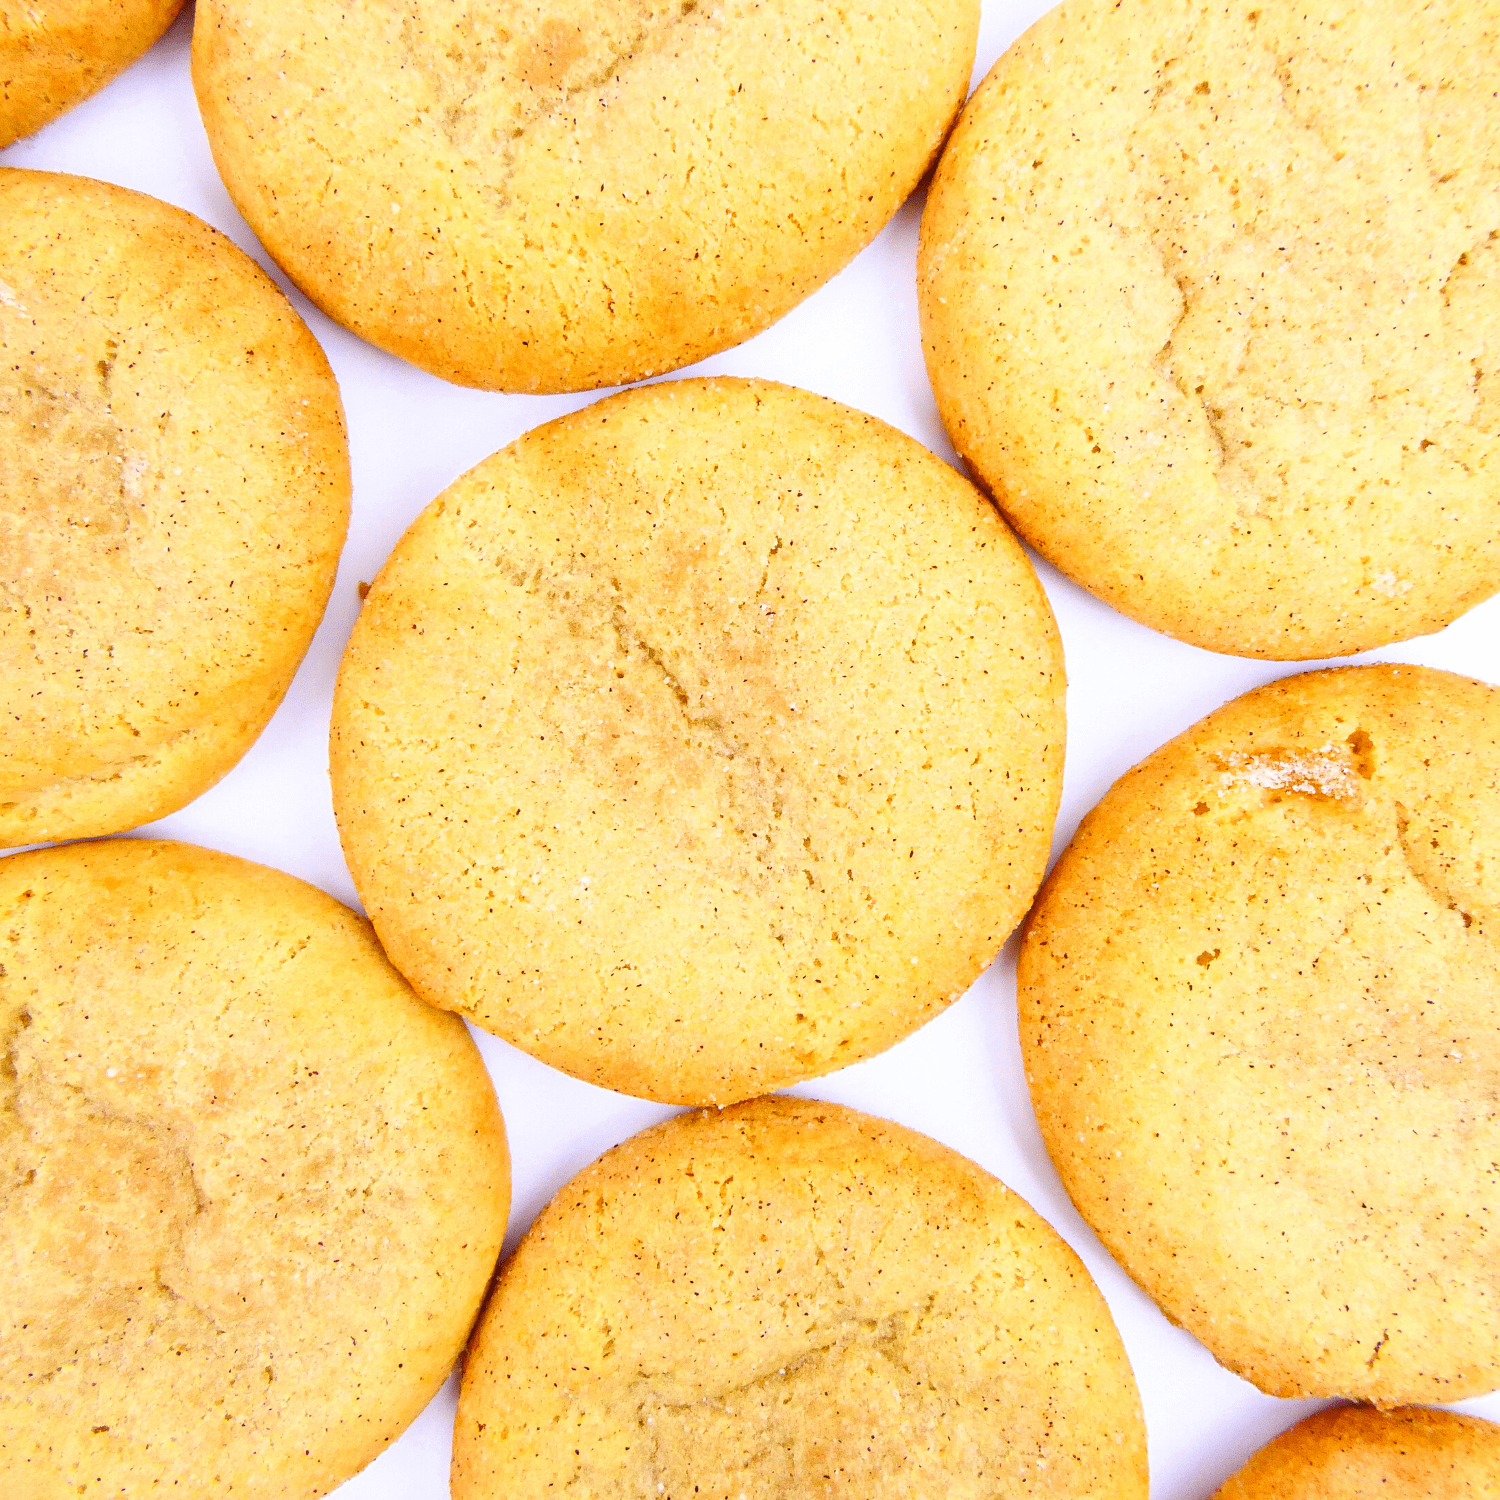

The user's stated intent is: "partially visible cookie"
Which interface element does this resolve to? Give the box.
[0,169,349,846]
[0,1,182,147]
[1020,665,1500,1403]
[192,0,979,393]
[331,377,1064,1105]
[919,0,1500,659]
[0,838,510,1497]
[454,1097,1147,1500]
[1210,1406,1500,1499]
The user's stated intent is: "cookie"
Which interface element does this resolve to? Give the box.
[453,1096,1147,1500]
[1019,664,1500,1403]
[0,838,510,1497]
[191,0,979,393]
[0,169,349,847]
[1210,1405,1500,1500]
[0,1,183,147]
[330,377,1064,1105]
[918,0,1500,659]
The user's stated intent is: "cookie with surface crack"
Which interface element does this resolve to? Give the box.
[1020,664,1500,1403]
[329,377,1064,1105]
[1208,1404,1500,1500]
[191,0,979,393]
[1,1,183,147]
[918,0,1500,659]
[0,837,509,1497]
[453,1096,1147,1500]
[0,168,349,846]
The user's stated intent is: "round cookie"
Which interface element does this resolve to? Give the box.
[1209,1406,1500,1500]
[191,0,979,393]
[453,1097,1147,1500]
[918,0,1500,659]
[331,377,1064,1105]
[1019,665,1500,1403]
[1,1,183,148]
[0,169,349,847]
[0,838,510,1497]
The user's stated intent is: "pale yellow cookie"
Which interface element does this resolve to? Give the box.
[1210,1405,1500,1500]
[0,838,509,1498]
[454,1097,1147,1500]
[1020,665,1500,1403]
[920,0,1500,659]
[331,378,1064,1105]
[192,0,979,392]
[0,169,349,846]
[0,1,183,147]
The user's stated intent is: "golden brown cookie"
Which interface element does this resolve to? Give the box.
[453,1097,1147,1500]
[192,0,979,393]
[0,838,509,1497]
[919,0,1500,659]
[1210,1405,1500,1500]
[1020,665,1500,1403]
[0,1,183,147]
[331,377,1064,1105]
[0,169,349,847]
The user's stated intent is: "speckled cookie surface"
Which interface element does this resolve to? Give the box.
[1210,1405,1500,1500]
[453,1097,1146,1500]
[192,0,978,393]
[330,378,1063,1105]
[1020,665,1500,1403]
[919,0,1500,659]
[0,838,510,1498]
[0,1,182,147]
[0,169,349,847]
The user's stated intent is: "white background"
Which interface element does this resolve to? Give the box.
[5,3,1498,1495]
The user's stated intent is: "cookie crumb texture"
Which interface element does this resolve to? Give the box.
[330,379,1063,1105]
[1210,1404,1500,1500]
[920,0,1500,659]
[0,169,350,846]
[1021,665,1500,1402]
[0,1,183,147]
[192,0,978,393]
[453,1098,1147,1500]
[0,839,509,1497]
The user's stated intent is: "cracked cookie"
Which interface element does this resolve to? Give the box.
[1019,664,1500,1403]
[191,0,979,393]
[1,1,183,147]
[453,1096,1147,1500]
[1208,1404,1500,1500]
[918,0,1500,659]
[329,377,1064,1105]
[0,837,509,1497]
[0,169,349,847]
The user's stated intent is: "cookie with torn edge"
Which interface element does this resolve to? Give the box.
[193,0,979,392]
[0,838,509,1496]
[331,377,1064,1104]
[919,0,1500,659]
[1021,664,1500,1402]
[453,1097,1147,1500]
[0,169,349,847]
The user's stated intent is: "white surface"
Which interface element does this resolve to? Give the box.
[4,4,1498,1496]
